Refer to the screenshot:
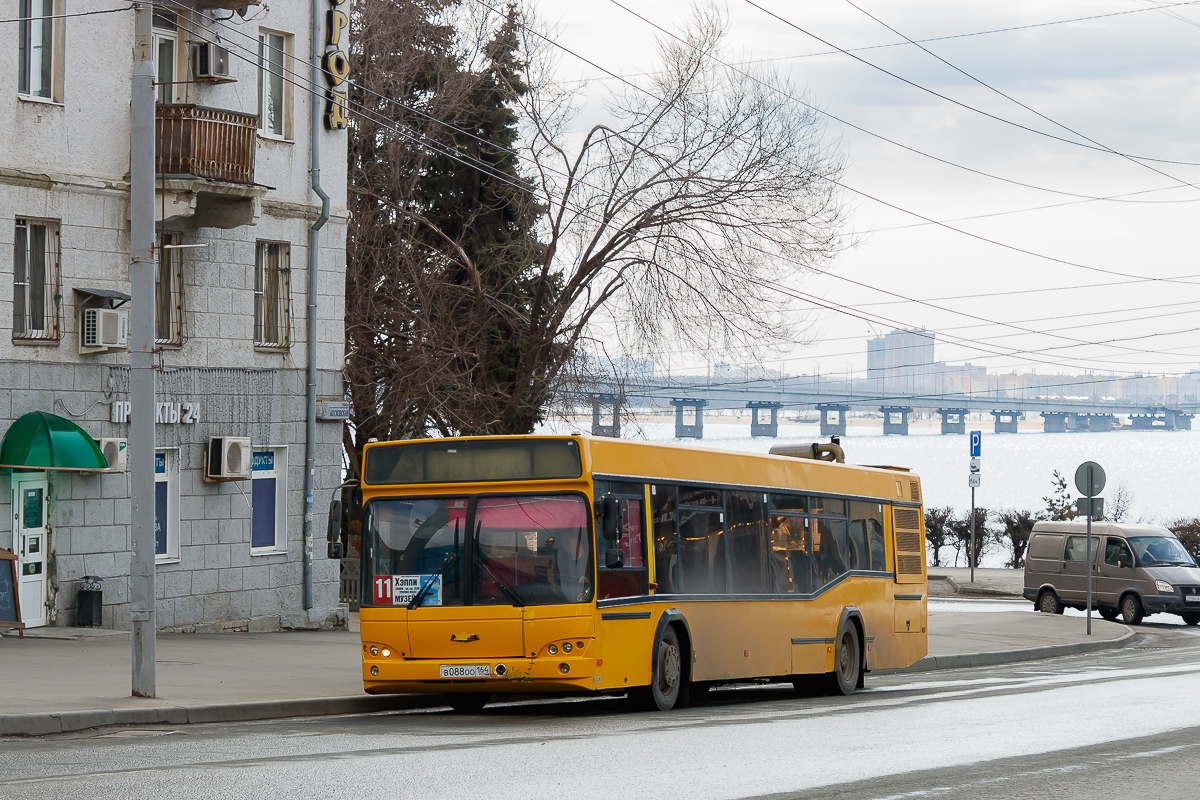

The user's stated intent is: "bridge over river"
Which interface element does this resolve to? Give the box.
[582,376,1200,438]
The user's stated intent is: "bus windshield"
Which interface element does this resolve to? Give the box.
[367,494,593,607]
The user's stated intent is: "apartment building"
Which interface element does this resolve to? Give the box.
[1,0,348,631]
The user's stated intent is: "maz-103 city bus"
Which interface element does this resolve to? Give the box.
[330,435,927,712]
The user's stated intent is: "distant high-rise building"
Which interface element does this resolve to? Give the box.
[867,329,936,396]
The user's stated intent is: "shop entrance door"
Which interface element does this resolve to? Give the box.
[12,474,48,628]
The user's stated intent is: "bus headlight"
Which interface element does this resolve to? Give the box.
[563,642,573,653]
[370,666,379,676]
[548,644,558,655]
[381,648,391,658]
[370,646,379,656]
[559,663,570,674]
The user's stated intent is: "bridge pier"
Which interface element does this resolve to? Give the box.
[748,401,782,438]
[1170,410,1194,431]
[671,398,707,439]
[881,406,911,436]
[1042,412,1069,433]
[1129,413,1161,431]
[1077,414,1116,432]
[818,404,849,437]
[992,410,1021,433]
[938,409,967,435]
[589,393,621,438]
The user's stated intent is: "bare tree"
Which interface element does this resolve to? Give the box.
[995,509,1040,568]
[924,506,953,567]
[1107,482,1134,522]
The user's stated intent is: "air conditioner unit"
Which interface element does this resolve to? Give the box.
[205,436,251,481]
[93,438,128,472]
[79,308,129,353]
[193,42,232,81]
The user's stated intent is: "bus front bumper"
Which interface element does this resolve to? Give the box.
[363,655,599,694]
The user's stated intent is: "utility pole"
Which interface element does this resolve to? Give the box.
[129,1,157,697]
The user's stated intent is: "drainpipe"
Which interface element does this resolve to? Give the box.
[303,0,331,613]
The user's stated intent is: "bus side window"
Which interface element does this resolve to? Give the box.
[850,501,887,571]
[652,485,678,594]
[728,491,769,593]
[769,514,812,594]
[597,492,649,600]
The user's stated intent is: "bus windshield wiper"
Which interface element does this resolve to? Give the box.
[407,551,458,610]
[475,550,526,607]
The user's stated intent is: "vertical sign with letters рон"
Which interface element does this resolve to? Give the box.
[323,0,349,130]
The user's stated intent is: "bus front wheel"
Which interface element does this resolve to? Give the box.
[445,693,489,713]
[826,624,861,696]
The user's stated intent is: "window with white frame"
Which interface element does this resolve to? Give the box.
[155,450,180,562]
[152,10,179,105]
[254,241,290,347]
[257,31,290,138]
[13,218,61,341]
[155,232,183,346]
[251,447,288,553]
[17,0,55,100]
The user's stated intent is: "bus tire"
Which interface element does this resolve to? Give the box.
[445,693,489,713]
[825,622,861,696]
[650,625,684,711]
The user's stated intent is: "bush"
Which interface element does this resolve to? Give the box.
[946,507,992,568]
[995,509,1041,568]
[924,507,953,567]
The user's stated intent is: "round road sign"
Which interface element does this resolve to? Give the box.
[1074,461,1106,498]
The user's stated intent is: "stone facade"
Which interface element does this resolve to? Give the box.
[0,0,347,630]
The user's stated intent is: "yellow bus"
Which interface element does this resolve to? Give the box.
[338,435,927,711]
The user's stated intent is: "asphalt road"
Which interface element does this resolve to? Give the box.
[2,621,1198,800]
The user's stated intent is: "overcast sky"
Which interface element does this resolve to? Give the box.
[529,0,1200,380]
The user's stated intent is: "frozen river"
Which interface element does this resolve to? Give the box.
[542,419,1200,525]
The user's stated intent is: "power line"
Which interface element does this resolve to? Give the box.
[161,1,1200,378]
[0,5,132,23]
[740,0,1200,168]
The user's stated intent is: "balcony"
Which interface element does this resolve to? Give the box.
[154,104,266,229]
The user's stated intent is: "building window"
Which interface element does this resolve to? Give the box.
[17,0,54,100]
[155,232,183,346]
[13,218,61,341]
[153,11,178,104]
[254,241,290,347]
[257,31,290,138]
[155,450,180,562]
[251,447,288,553]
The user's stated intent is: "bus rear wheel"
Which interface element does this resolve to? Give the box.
[825,624,861,696]
[648,626,684,711]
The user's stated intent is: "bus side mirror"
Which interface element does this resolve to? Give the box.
[601,494,619,542]
[326,499,342,559]
[605,549,623,568]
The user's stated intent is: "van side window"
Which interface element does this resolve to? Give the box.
[1063,536,1094,562]
[1028,533,1063,560]
[1105,539,1133,567]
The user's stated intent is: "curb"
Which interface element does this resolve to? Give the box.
[0,694,444,738]
[3,629,1137,737]
[887,626,1135,674]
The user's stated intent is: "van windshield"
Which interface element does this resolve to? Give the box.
[1127,536,1196,567]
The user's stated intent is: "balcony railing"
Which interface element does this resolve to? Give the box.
[156,104,257,185]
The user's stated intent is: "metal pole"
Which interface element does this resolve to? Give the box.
[969,486,975,583]
[1086,465,1094,636]
[129,2,157,697]
[303,0,332,611]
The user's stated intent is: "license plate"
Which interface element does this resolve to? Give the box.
[1186,596,1200,604]
[440,664,491,678]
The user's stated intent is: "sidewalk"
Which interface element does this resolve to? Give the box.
[0,610,1132,736]
[928,567,1025,599]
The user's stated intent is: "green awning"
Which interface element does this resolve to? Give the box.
[0,411,108,471]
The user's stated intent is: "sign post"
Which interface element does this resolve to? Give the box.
[1075,461,1106,636]
[968,432,981,583]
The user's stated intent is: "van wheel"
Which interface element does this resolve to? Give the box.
[1120,594,1145,625]
[825,623,861,696]
[1182,612,1200,626]
[445,694,489,713]
[1038,590,1063,615]
[1099,607,1119,622]
[649,626,684,711]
